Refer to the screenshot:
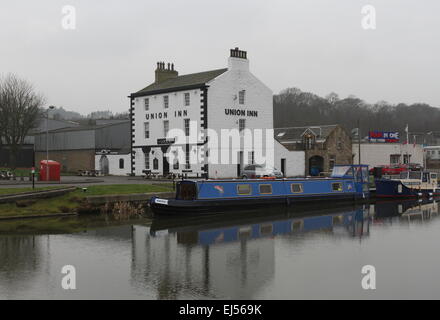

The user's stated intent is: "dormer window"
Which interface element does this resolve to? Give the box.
[303,133,315,150]
[239,90,246,105]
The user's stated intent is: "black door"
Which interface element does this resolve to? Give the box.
[281,158,286,177]
[163,156,170,176]
[237,151,244,177]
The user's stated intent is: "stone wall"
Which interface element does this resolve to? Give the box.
[305,126,353,175]
[35,150,95,172]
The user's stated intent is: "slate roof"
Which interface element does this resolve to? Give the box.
[34,121,130,134]
[274,125,339,142]
[132,68,228,97]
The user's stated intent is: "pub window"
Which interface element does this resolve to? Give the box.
[144,98,149,111]
[185,146,190,169]
[163,95,169,109]
[163,120,169,137]
[145,152,150,170]
[173,160,179,170]
[184,93,190,106]
[119,158,124,169]
[144,122,150,139]
[259,184,272,194]
[239,119,246,132]
[153,158,159,170]
[184,118,190,136]
[291,183,303,193]
[332,182,343,192]
[237,184,251,195]
[248,151,255,164]
[239,90,246,105]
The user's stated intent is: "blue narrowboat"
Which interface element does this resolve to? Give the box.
[149,164,370,216]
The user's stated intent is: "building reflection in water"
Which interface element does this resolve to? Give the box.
[0,199,438,299]
[131,204,371,299]
[0,235,50,298]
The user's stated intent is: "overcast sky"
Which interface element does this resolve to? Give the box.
[1,0,439,114]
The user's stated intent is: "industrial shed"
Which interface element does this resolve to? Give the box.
[34,121,130,173]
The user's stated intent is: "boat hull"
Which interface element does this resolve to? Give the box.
[375,179,440,198]
[149,193,363,216]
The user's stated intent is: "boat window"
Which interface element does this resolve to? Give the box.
[332,182,343,192]
[400,172,409,179]
[237,184,251,195]
[291,183,304,193]
[260,224,273,236]
[259,184,272,194]
[238,226,252,239]
[362,167,369,182]
[331,166,352,178]
[409,171,422,180]
[423,172,429,183]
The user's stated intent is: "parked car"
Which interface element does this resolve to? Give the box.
[369,163,423,177]
[240,164,283,179]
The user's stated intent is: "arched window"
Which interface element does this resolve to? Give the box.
[153,158,159,170]
[119,158,124,169]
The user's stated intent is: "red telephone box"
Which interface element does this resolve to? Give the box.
[39,160,61,181]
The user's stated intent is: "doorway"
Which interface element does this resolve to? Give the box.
[309,155,324,176]
[281,158,286,177]
[237,151,244,177]
[99,155,109,175]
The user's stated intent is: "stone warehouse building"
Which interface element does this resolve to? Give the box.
[275,125,353,176]
[34,121,131,173]
[130,48,304,178]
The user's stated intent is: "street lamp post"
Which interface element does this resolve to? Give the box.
[46,106,55,181]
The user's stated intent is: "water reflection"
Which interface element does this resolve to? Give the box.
[0,199,439,299]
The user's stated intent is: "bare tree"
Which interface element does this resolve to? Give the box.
[0,74,44,168]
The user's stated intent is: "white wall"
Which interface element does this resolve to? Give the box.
[206,56,280,178]
[275,140,305,177]
[95,154,131,176]
[352,143,424,168]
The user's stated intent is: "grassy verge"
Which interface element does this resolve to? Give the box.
[0,167,33,176]
[0,184,173,217]
[0,186,62,195]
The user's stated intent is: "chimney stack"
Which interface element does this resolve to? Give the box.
[228,47,249,71]
[155,61,178,83]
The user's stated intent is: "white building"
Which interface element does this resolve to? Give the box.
[352,142,424,168]
[130,48,304,178]
[425,146,440,160]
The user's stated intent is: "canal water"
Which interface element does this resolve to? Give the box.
[1,199,440,299]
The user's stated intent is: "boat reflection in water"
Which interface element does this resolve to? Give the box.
[1,199,439,299]
[131,204,371,299]
[373,199,439,224]
[150,203,372,243]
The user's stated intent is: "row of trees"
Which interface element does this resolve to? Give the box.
[0,74,44,168]
[274,87,440,140]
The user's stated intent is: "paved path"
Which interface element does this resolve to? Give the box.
[0,176,173,188]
